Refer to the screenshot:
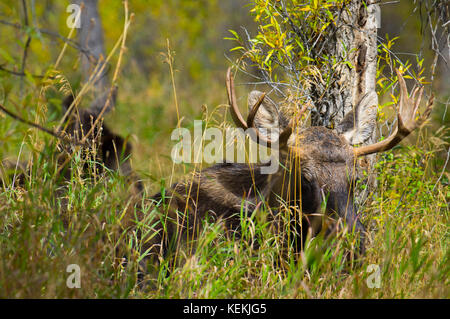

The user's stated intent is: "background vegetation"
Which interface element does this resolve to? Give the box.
[0,0,448,298]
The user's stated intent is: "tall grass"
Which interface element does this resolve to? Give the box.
[0,1,447,298]
[0,114,447,298]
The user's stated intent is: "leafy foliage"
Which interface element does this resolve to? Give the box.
[229,0,344,77]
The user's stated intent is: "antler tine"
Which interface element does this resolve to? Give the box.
[397,69,429,134]
[226,67,299,148]
[226,68,248,130]
[247,92,266,128]
[226,68,273,147]
[416,91,434,129]
[354,69,434,157]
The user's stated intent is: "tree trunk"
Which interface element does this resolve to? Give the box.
[312,0,379,130]
[74,0,114,114]
[311,0,380,199]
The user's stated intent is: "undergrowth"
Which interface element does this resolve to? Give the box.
[0,128,448,298]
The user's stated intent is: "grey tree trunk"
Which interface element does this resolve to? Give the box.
[74,0,114,114]
[311,0,380,198]
[312,0,379,130]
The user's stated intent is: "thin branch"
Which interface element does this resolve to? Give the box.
[0,19,96,62]
[0,65,53,79]
[0,102,84,146]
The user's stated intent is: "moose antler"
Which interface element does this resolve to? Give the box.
[353,69,434,157]
[226,67,304,148]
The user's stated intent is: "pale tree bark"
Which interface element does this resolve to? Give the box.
[310,0,380,199]
[74,0,114,115]
[355,1,379,199]
[312,0,379,131]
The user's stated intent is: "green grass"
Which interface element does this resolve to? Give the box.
[0,124,448,298]
[0,56,448,298]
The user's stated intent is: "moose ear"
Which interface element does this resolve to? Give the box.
[336,91,378,145]
[247,90,282,139]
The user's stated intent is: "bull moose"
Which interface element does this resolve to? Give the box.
[0,67,434,270]
[142,68,434,263]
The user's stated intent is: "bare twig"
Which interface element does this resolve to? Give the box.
[0,102,83,146]
[0,65,53,79]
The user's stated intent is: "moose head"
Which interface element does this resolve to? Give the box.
[147,68,434,260]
